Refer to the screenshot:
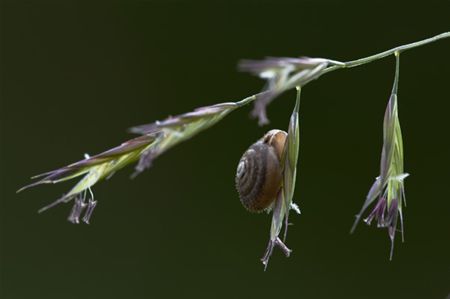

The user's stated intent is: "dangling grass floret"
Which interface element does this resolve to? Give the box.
[351,52,408,260]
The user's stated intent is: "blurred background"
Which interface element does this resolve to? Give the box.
[1,1,449,298]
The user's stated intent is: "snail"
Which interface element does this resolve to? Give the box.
[235,130,287,212]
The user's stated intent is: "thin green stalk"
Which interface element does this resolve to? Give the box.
[322,32,450,75]
[244,32,449,105]
[294,86,301,113]
[392,52,400,95]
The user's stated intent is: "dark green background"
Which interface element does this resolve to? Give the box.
[1,1,449,298]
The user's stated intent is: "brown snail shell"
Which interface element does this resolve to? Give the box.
[235,130,287,212]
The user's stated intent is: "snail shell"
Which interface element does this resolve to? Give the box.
[235,130,287,212]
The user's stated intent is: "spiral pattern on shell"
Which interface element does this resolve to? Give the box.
[235,130,287,212]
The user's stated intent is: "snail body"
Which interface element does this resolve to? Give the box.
[235,130,287,212]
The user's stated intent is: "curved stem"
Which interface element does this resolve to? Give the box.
[346,32,449,67]
[237,32,449,109]
[322,32,450,75]
[392,52,400,95]
[294,86,301,113]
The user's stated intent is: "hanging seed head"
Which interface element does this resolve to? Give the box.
[352,91,408,260]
